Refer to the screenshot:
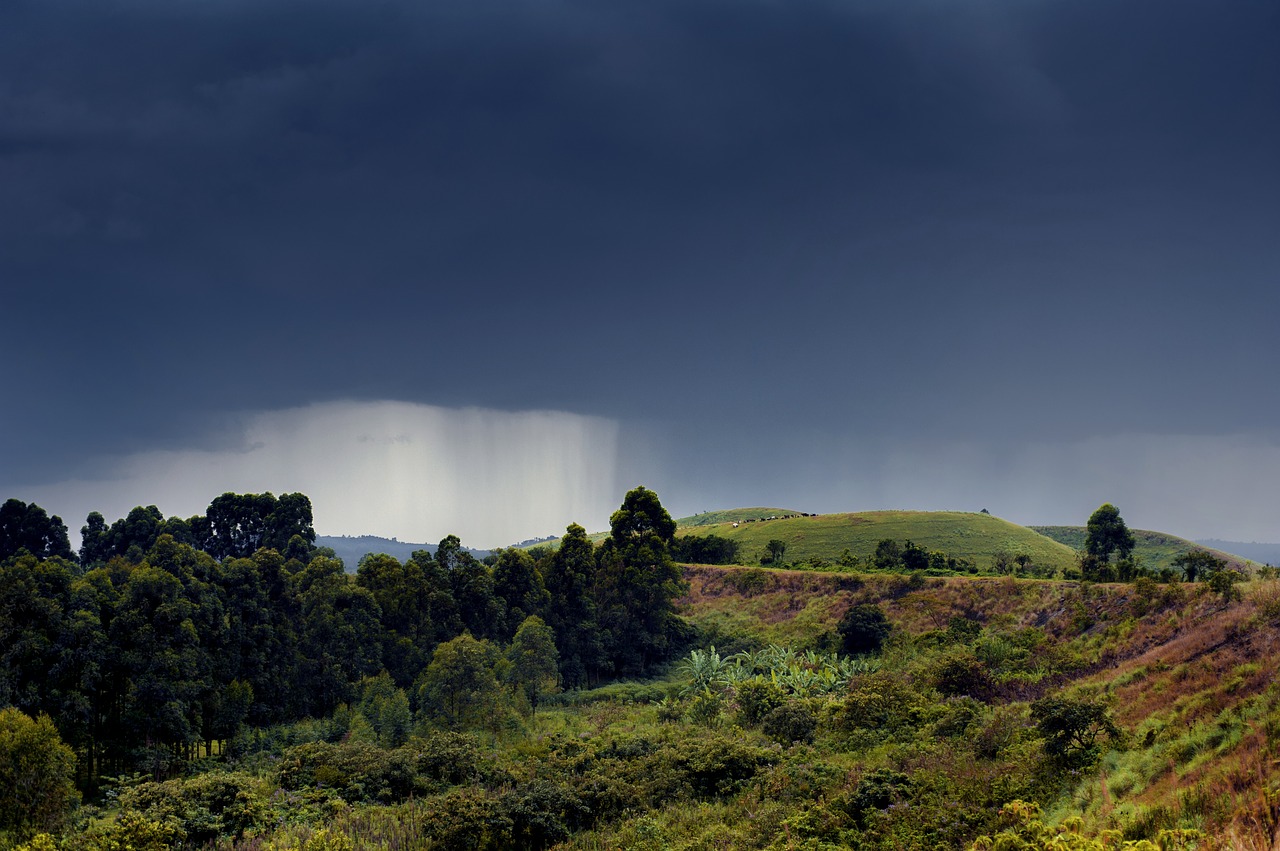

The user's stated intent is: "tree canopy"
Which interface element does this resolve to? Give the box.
[0,499,72,562]
[1084,503,1136,564]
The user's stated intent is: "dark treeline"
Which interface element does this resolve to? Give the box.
[0,487,687,788]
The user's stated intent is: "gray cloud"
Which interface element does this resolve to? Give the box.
[2,0,1278,540]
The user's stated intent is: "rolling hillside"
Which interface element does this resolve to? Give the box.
[674,509,1080,574]
[675,563,1280,846]
[1030,526,1253,575]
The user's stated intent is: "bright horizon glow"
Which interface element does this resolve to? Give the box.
[20,400,622,549]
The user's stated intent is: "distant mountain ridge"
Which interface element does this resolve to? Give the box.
[1196,539,1280,567]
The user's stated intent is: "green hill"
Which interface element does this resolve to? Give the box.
[676,509,1080,574]
[1030,526,1253,575]
[674,507,804,527]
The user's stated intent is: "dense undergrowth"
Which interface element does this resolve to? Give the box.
[13,567,1280,851]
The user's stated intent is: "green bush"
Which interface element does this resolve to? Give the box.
[762,702,817,745]
[735,678,787,727]
[0,708,79,843]
[275,740,416,803]
[673,736,778,799]
[119,771,264,844]
[420,788,512,851]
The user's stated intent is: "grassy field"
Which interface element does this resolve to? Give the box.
[673,507,802,527]
[677,509,1081,573]
[1031,526,1254,574]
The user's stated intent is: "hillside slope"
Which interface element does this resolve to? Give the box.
[676,564,1280,846]
[678,510,1080,573]
[1031,526,1253,574]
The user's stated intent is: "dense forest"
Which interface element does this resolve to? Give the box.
[2,491,1277,850]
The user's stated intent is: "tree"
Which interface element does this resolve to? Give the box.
[672,534,740,565]
[594,488,688,677]
[542,524,603,688]
[0,499,73,562]
[506,616,560,714]
[837,604,892,655]
[873,539,902,571]
[356,553,441,685]
[900,540,930,572]
[1030,696,1120,768]
[491,549,550,642]
[201,492,315,561]
[1172,549,1227,583]
[608,486,676,546]
[79,511,112,565]
[0,708,79,841]
[762,540,787,565]
[417,633,509,731]
[295,556,384,715]
[1084,503,1135,564]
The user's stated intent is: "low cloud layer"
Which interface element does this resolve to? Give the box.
[21,401,621,549]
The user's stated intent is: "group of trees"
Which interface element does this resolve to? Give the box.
[870,539,977,574]
[1080,503,1244,588]
[0,487,689,793]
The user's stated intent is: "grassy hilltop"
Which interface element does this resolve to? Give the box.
[675,509,1081,574]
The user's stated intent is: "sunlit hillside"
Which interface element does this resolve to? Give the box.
[675,509,1081,574]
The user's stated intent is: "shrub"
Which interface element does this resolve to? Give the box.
[0,708,79,843]
[734,679,786,727]
[841,768,911,827]
[420,788,512,851]
[762,702,817,745]
[673,736,777,799]
[275,740,415,803]
[499,779,591,849]
[119,771,265,844]
[930,653,996,701]
[836,604,892,656]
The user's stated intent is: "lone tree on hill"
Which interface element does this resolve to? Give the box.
[1084,503,1135,564]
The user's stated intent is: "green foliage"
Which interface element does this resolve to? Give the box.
[931,652,997,701]
[202,492,316,561]
[75,809,180,851]
[417,633,512,731]
[0,708,79,842]
[685,689,724,728]
[0,499,73,562]
[507,616,560,713]
[672,534,740,565]
[609,487,676,546]
[761,701,817,745]
[835,671,932,738]
[968,800,1204,850]
[356,672,411,746]
[420,787,513,851]
[1207,568,1244,602]
[1085,503,1137,564]
[734,678,786,726]
[1030,696,1120,769]
[275,740,417,803]
[595,488,688,678]
[119,771,265,844]
[844,767,912,826]
[1172,548,1228,583]
[836,603,892,655]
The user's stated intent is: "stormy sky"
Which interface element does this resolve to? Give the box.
[3,0,1278,547]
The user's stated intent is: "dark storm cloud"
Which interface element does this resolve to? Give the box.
[3,0,1279,536]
